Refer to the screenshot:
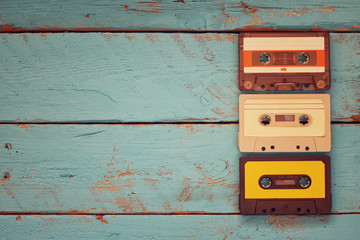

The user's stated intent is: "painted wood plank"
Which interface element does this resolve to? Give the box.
[1,214,360,239]
[0,33,358,122]
[0,0,359,32]
[0,124,359,213]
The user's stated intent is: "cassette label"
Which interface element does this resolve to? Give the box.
[239,32,330,91]
[238,94,331,152]
[240,156,331,215]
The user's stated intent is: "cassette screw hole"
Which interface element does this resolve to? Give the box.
[260,53,270,64]
[261,147,266,151]
[271,145,275,149]
[299,177,311,188]
[262,209,266,213]
[298,53,309,64]
[270,84,274,88]
[306,209,310,213]
[296,145,300,149]
[271,208,275,212]
[260,177,271,189]
[297,208,301,212]
[260,115,271,126]
[304,84,309,89]
[305,146,310,151]
[296,84,300,88]
[299,115,309,125]
[261,85,265,89]
[244,81,253,89]
[317,80,326,89]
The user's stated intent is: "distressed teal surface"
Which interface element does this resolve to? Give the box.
[0,33,358,122]
[1,215,360,240]
[0,124,359,213]
[1,1,360,238]
[0,0,359,31]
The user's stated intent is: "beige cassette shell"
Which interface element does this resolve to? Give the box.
[238,94,331,152]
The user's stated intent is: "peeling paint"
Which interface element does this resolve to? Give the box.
[264,215,306,233]
[114,196,147,213]
[95,215,108,224]
[0,24,25,32]
[124,2,161,13]
[124,33,136,41]
[193,34,236,43]
[177,178,193,202]
[102,33,118,40]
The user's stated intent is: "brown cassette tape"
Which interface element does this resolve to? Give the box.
[238,94,331,152]
[240,156,331,215]
[239,32,330,91]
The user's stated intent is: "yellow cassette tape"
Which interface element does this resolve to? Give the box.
[238,94,331,152]
[240,156,331,215]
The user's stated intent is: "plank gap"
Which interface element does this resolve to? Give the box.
[1,30,360,34]
[0,212,359,216]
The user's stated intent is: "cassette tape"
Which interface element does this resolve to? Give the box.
[238,94,331,152]
[240,156,331,215]
[239,32,330,91]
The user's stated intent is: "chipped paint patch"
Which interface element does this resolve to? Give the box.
[113,196,147,213]
[145,33,162,42]
[264,215,306,233]
[1,171,11,185]
[16,216,21,221]
[184,83,193,89]
[177,178,193,202]
[183,117,217,121]
[95,215,108,224]
[351,114,360,122]
[18,124,29,130]
[124,33,136,41]
[211,107,226,117]
[193,34,236,43]
[102,33,118,40]
[177,124,205,135]
[0,24,25,32]
[124,2,161,13]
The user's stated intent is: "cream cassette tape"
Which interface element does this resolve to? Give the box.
[238,94,331,152]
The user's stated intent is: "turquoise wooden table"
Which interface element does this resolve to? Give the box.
[0,1,359,239]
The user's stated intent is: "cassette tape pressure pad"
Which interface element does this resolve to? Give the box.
[238,94,331,152]
[239,32,330,91]
[240,156,331,215]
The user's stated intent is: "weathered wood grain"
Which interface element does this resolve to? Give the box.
[0,124,359,213]
[1,214,359,239]
[0,0,359,32]
[0,33,358,122]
